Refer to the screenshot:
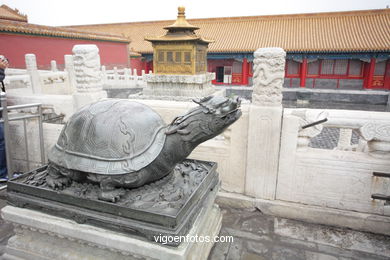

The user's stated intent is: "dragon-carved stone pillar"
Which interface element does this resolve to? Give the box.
[72,45,107,111]
[245,48,286,199]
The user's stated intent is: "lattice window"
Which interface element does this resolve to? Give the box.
[175,52,181,63]
[308,60,320,75]
[334,59,348,75]
[374,61,387,76]
[167,52,173,63]
[158,51,164,63]
[320,60,334,75]
[286,60,300,75]
[348,60,362,76]
[184,52,191,64]
[232,61,242,73]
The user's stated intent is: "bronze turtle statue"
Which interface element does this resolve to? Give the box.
[46,96,241,202]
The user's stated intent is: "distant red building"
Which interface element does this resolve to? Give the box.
[0,5,130,69]
[72,9,390,90]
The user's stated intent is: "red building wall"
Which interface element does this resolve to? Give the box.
[129,57,153,76]
[207,59,252,85]
[0,33,129,69]
[130,57,145,76]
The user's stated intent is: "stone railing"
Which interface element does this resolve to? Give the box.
[39,71,72,95]
[287,108,390,157]
[102,66,147,89]
[5,54,74,95]
[5,52,147,95]
[3,74,32,94]
[4,68,28,75]
[278,108,390,216]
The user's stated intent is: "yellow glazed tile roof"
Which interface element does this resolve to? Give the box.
[68,9,390,54]
[0,5,28,22]
[0,19,130,43]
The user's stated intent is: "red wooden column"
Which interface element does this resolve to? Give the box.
[384,59,390,90]
[364,58,376,89]
[242,58,249,85]
[300,58,308,87]
[144,60,149,73]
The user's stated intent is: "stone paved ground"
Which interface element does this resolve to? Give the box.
[0,192,389,260]
[209,206,390,260]
[0,190,14,257]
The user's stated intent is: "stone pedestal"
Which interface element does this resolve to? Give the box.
[72,90,107,111]
[3,159,221,259]
[139,73,216,101]
[2,194,221,260]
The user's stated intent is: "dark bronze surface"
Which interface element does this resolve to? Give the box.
[46,96,241,202]
[7,160,219,246]
[373,172,390,178]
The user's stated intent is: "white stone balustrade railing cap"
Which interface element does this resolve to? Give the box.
[72,45,99,54]
[359,122,390,142]
[254,47,286,58]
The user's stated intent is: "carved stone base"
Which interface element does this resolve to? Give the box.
[142,73,215,98]
[129,89,226,102]
[2,193,221,260]
[6,160,219,245]
[72,90,107,111]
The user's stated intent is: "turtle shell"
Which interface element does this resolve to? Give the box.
[48,99,167,175]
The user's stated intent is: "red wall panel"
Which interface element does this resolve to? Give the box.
[130,57,146,75]
[0,33,129,69]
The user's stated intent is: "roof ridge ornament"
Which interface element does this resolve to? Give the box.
[164,6,199,31]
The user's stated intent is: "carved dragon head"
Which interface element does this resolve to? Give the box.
[166,96,241,144]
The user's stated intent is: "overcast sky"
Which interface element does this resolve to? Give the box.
[2,0,390,26]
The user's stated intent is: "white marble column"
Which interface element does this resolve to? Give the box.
[72,45,107,110]
[245,48,285,199]
[64,54,76,93]
[25,54,41,94]
[50,60,58,72]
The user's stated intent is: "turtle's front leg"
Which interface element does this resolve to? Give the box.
[98,176,125,203]
[46,163,72,190]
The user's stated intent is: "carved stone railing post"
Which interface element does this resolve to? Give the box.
[245,48,285,199]
[64,55,76,93]
[124,68,130,86]
[50,60,58,72]
[72,45,107,111]
[133,69,138,85]
[25,54,41,94]
[113,67,119,85]
[101,65,107,86]
[358,122,390,159]
[292,110,327,149]
[337,128,353,151]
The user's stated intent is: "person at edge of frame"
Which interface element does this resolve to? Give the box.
[0,55,9,181]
